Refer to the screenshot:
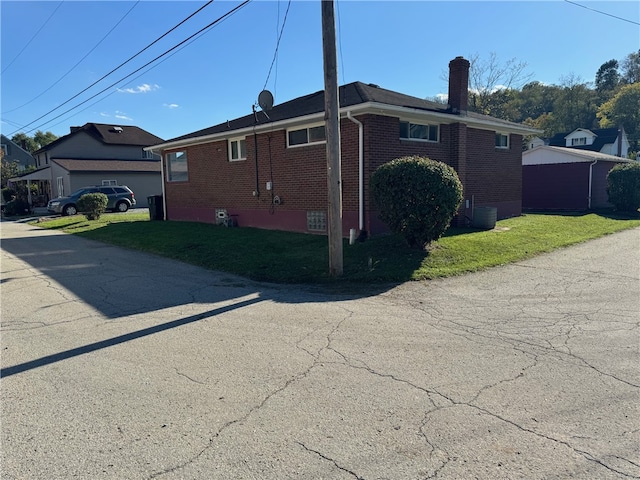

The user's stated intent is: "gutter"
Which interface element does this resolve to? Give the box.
[145,101,542,152]
[588,158,598,209]
[346,111,364,234]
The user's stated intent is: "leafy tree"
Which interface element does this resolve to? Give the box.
[597,83,640,157]
[595,59,620,99]
[550,74,598,133]
[1,158,21,188]
[11,130,58,153]
[370,156,463,249]
[621,50,640,84]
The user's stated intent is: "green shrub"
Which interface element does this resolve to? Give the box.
[2,187,15,203]
[370,156,463,248]
[77,193,108,220]
[607,162,640,213]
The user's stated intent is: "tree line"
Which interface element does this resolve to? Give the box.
[465,50,640,157]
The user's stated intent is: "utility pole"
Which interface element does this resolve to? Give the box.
[321,0,343,277]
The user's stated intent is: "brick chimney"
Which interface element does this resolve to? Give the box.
[448,56,470,114]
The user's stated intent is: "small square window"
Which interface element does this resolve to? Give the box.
[495,133,509,149]
[400,121,438,142]
[229,138,246,161]
[287,124,326,147]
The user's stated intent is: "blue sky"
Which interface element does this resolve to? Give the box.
[1,1,639,142]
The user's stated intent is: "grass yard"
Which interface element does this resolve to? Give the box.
[32,211,640,284]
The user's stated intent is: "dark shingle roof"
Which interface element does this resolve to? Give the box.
[165,82,454,143]
[34,123,164,154]
[51,158,161,173]
[548,128,621,152]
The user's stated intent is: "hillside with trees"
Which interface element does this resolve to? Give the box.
[465,50,639,158]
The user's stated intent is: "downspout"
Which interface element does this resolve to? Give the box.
[346,111,364,237]
[151,148,167,220]
[588,158,598,210]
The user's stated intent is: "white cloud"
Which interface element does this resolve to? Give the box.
[117,83,160,94]
[163,103,179,109]
[100,112,110,117]
[115,111,132,121]
[436,93,448,102]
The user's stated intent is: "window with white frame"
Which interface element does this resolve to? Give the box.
[571,137,587,146]
[229,137,247,161]
[166,151,188,182]
[287,124,326,147]
[399,121,439,142]
[495,133,509,149]
[56,177,64,197]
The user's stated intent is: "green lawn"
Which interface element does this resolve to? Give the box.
[32,211,640,284]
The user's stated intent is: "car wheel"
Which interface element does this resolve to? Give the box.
[63,204,77,216]
[116,201,129,213]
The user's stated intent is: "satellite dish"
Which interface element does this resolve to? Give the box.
[258,90,274,111]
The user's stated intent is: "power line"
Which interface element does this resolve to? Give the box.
[12,0,253,136]
[2,1,65,75]
[8,1,215,136]
[563,0,640,26]
[2,1,141,115]
[262,0,292,93]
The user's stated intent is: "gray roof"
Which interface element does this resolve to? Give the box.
[34,123,164,154]
[164,82,534,144]
[548,128,622,152]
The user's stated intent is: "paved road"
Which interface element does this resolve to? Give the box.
[1,221,639,479]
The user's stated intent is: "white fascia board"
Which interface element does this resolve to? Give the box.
[146,102,541,152]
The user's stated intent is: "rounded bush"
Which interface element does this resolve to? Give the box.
[370,156,463,248]
[77,193,108,220]
[607,162,640,213]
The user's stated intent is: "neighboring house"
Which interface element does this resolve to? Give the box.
[147,56,539,237]
[526,136,546,150]
[548,127,629,158]
[27,123,164,207]
[522,146,633,211]
[1,134,36,172]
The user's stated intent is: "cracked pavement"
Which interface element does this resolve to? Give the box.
[1,221,638,479]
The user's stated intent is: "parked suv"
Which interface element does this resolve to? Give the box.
[48,186,136,216]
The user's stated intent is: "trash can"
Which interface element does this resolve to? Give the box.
[473,206,497,229]
[148,195,164,220]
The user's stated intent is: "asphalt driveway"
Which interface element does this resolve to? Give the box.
[1,221,638,479]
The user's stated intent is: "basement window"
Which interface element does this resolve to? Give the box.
[495,133,509,149]
[287,124,326,147]
[400,121,438,142]
[229,137,247,161]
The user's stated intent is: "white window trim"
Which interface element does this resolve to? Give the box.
[228,137,247,161]
[495,132,510,149]
[286,122,327,148]
[399,120,439,143]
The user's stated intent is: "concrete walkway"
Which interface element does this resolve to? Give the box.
[1,221,639,479]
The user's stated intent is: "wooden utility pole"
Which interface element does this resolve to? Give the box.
[321,0,343,277]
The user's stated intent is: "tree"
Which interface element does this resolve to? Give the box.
[551,74,598,133]
[621,50,640,84]
[597,83,640,157]
[11,130,58,153]
[595,59,620,99]
[466,52,533,116]
[1,158,21,189]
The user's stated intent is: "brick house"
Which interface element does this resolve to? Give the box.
[148,57,539,236]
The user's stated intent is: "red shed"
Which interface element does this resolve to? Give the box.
[522,146,633,211]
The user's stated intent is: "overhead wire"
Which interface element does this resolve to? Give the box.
[11,0,253,136]
[261,0,292,93]
[41,2,246,132]
[563,0,640,26]
[2,1,141,115]
[2,1,65,75]
[8,0,216,135]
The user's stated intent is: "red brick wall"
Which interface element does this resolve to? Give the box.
[163,113,523,235]
[464,129,523,219]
